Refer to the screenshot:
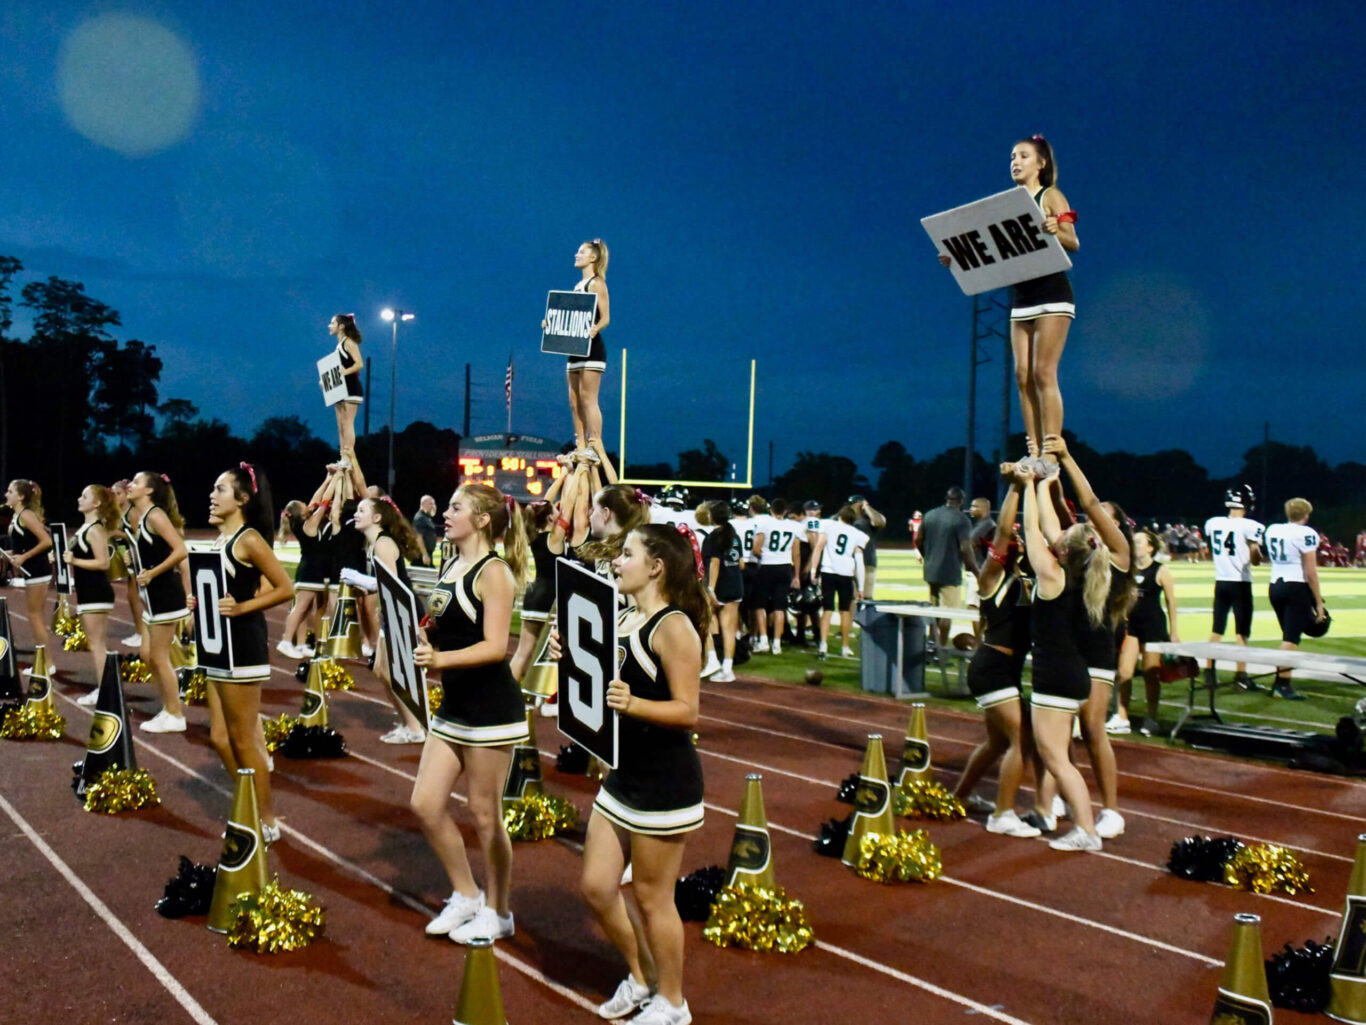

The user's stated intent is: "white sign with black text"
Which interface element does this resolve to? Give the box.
[50,524,70,595]
[921,186,1072,296]
[317,350,348,407]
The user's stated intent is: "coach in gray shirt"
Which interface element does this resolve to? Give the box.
[916,487,975,644]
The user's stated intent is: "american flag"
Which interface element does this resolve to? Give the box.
[505,354,513,407]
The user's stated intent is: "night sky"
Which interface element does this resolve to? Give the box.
[2,1,1363,484]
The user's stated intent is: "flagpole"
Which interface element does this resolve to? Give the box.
[505,353,513,436]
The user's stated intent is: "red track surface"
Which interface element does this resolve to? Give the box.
[3,598,1362,1024]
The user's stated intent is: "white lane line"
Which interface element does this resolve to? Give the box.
[0,792,220,1025]
[810,940,1037,1024]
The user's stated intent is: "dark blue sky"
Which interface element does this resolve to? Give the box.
[2,1,1363,485]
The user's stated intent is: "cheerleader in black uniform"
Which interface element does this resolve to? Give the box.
[945,136,1078,468]
[328,313,364,461]
[203,464,294,842]
[65,485,120,706]
[412,483,530,944]
[1045,436,1133,840]
[128,472,191,733]
[563,240,610,455]
[702,500,743,683]
[952,468,1038,836]
[1022,469,1107,852]
[278,471,342,657]
[509,501,556,683]
[110,479,147,648]
[353,493,428,743]
[579,524,706,1025]
[4,479,53,651]
[1114,529,1179,736]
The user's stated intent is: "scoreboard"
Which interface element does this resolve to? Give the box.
[457,434,565,502]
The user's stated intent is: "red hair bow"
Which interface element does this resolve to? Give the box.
[675,523,704,579]
[239,462,258,493]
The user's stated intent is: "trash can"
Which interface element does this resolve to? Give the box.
[854,601,927,696]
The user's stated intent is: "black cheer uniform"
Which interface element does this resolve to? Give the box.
[136,506,188,624]
[566,275,607,373]
[426,552,529,746]
[521,532,555,623]
[293,521,332,593]
[338,340,363,404]
[332,513,368,581]
[1126,563,1169,645]
[71,521,115,613]
[594,606,705,836]
[968,572,1032,709]
[7,513,50,586]
[1010,186,1075,322]
[208,526,270,682]
[1078,565,1130,676]
[1030,583,1092,712]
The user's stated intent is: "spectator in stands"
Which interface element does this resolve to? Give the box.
[916,487,975,647]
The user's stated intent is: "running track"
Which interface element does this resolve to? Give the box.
[2,598,1361,1024]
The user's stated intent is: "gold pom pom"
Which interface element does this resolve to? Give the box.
[0,703,66,741]
[120,658,152,685]
[1224,843,1313,895]
[83,768,161,813]
[52,600,80,638]
[263,714,301,752]
[180,670,208,705]
[893,780,966,821]
[319,661,354,691]
[853,829,942,884]
[63,620,90,651]
[225,877,325,953]
[503,792,580,841]
[702,883,814,953]
[426,683,443,710]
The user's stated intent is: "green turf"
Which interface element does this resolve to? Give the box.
[732,551,1366,741]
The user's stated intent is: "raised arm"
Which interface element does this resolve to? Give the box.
[978,469,1023,592]
[1046,435,1128,561]
[1023,473,1063,598]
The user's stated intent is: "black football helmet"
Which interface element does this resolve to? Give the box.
[1225,484,1255,509]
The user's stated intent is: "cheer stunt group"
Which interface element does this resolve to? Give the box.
[1,139,1333,1025]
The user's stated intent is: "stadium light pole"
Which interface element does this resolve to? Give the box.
[380,308,415,495]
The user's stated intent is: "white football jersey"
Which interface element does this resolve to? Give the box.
[1203,515,1264,582]
[819,521,869,577]
[753,514,803,567]
[1264,522,1319,583]
[736,516,759,565]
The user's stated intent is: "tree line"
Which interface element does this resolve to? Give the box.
[3,257,1363,540]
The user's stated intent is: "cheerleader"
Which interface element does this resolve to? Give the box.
[580,525,707,1025]
[701,500,743,683]
[1044,436,1132,841]
[563,240,610,456]
[947,136,1078,467]
[110,479,147,647]
[1265,497,1325,700]
[128,471,190,733]
[328,313,364,460]
[65,485,120,705]
[1113,529,1179,736]
[203,464,294,842]
[576,484,652,572]
[278,472,341,657]
[1021,469,1105,852]
[509,501,556,683]
[3,479,53,651]
[952,468,1038,836]
[412,484,529,944]
[353,493,428,743]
